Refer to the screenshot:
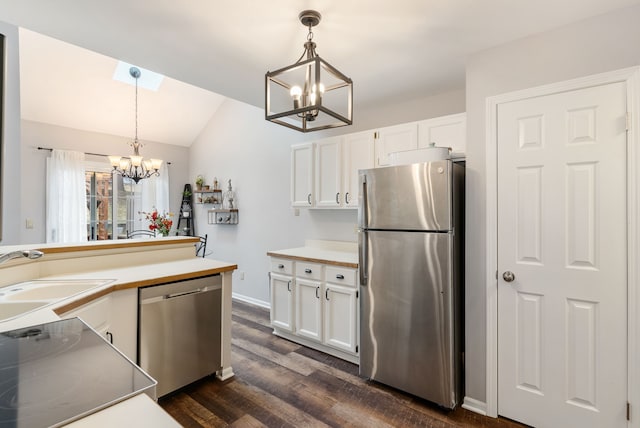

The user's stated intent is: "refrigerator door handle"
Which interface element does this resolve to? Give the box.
[358,229,368,286]
[357,174,368,228]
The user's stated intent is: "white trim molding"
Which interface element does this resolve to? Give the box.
[232,292,270,309]
[462,397,487,416]
[485,66,640,423]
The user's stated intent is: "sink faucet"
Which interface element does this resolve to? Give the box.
[0,250,45,265]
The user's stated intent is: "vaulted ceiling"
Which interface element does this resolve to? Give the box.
[2,0,639,146]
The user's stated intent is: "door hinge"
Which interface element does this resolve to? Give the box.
[627,402,631,421]
[356,290,359,298]
[356,345,359,353]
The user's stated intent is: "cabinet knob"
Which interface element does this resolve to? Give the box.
[315,286,320,299]
[307,194,312,205]
[345,192,350,204]
[305,268,312,274]
[325,288,330,301]
[278,264,284,269]
[336,193,340,204]
[336,274,344,280]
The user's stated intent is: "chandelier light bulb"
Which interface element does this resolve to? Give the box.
[108,156,121,168]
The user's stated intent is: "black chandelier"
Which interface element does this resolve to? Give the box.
[109,67,162,183]
[265,10,353,133]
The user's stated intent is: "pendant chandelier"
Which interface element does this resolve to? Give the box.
[265,10,353,133]
[109,66,162,183]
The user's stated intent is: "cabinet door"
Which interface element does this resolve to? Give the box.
[375,123,418,167]
[342,131,375,208]
[109,288,138,361]
[323,283,358,353]
[295,278,323,342]
[270,273,294,332]
[417,113,466,154]
[315,137,342,207]
[291,143,314,207]
[61,295,111,338]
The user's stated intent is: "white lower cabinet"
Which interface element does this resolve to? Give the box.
[324,283,358,354]
[270,257,359,363]
[60,288,137,361]
[270,272,294,332]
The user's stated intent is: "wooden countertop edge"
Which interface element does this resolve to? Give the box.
[266,252,358,269]
[53,264,237,315]
[39,237,200,254]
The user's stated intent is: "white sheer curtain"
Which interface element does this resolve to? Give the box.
[132,162,171,231]
[46,150,87,243]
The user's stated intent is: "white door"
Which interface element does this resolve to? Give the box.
[343,131,375,208]
[295,278,322,341]
[270,273,294,332]
[323,284,358,353]
[291,143,314,207]
[497,82,627,427]
[315,137,342,207]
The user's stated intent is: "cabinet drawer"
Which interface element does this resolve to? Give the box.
[271,258,293,275]
[295,262,323,280]
[326,266,357,287]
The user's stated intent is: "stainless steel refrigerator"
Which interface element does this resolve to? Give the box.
[358,160,464,409]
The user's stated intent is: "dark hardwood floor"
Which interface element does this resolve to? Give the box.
[160,300,526,428]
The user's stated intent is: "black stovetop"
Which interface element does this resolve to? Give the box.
[0,317,156,427]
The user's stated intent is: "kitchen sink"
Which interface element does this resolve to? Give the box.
[0,279,114,301]
[0,279,115,322]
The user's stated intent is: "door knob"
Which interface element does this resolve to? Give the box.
[502,271,515,282]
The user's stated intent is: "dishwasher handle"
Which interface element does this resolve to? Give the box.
[164,288,202,299]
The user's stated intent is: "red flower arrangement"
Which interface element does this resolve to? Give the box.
[140,209,173,236]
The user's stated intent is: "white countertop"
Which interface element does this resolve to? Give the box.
[0,257,237,332]
[267,239,358,267]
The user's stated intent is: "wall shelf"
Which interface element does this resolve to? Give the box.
[194,189,222,204]
[208,209,239,225]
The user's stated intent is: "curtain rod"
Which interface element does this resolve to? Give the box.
[37,146,171,165]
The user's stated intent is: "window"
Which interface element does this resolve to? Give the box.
[85,162,138,240]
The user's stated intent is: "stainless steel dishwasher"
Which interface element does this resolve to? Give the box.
[138,275,222,397]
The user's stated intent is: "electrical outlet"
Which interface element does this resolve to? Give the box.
[25,218,34,229]
[239,271,245,280]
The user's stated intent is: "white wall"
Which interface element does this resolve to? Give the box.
[1,21,21,244]
[464,4,640,405]
[20,120,189,243]
[189,92,465,306]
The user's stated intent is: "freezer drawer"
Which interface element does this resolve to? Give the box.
[359,230,459,408]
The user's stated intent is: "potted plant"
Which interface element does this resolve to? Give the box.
[195,175,204,190]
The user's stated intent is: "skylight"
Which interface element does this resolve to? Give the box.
[112,61,164,91]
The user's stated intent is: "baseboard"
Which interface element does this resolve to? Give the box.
[232,292,270,309]
[462,397,487,416]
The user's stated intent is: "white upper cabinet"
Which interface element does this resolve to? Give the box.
[342,131,375,208]
[315,137,342,207]
[290,143,314,207]
[417,113,466,154]
[375,122,418,167]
